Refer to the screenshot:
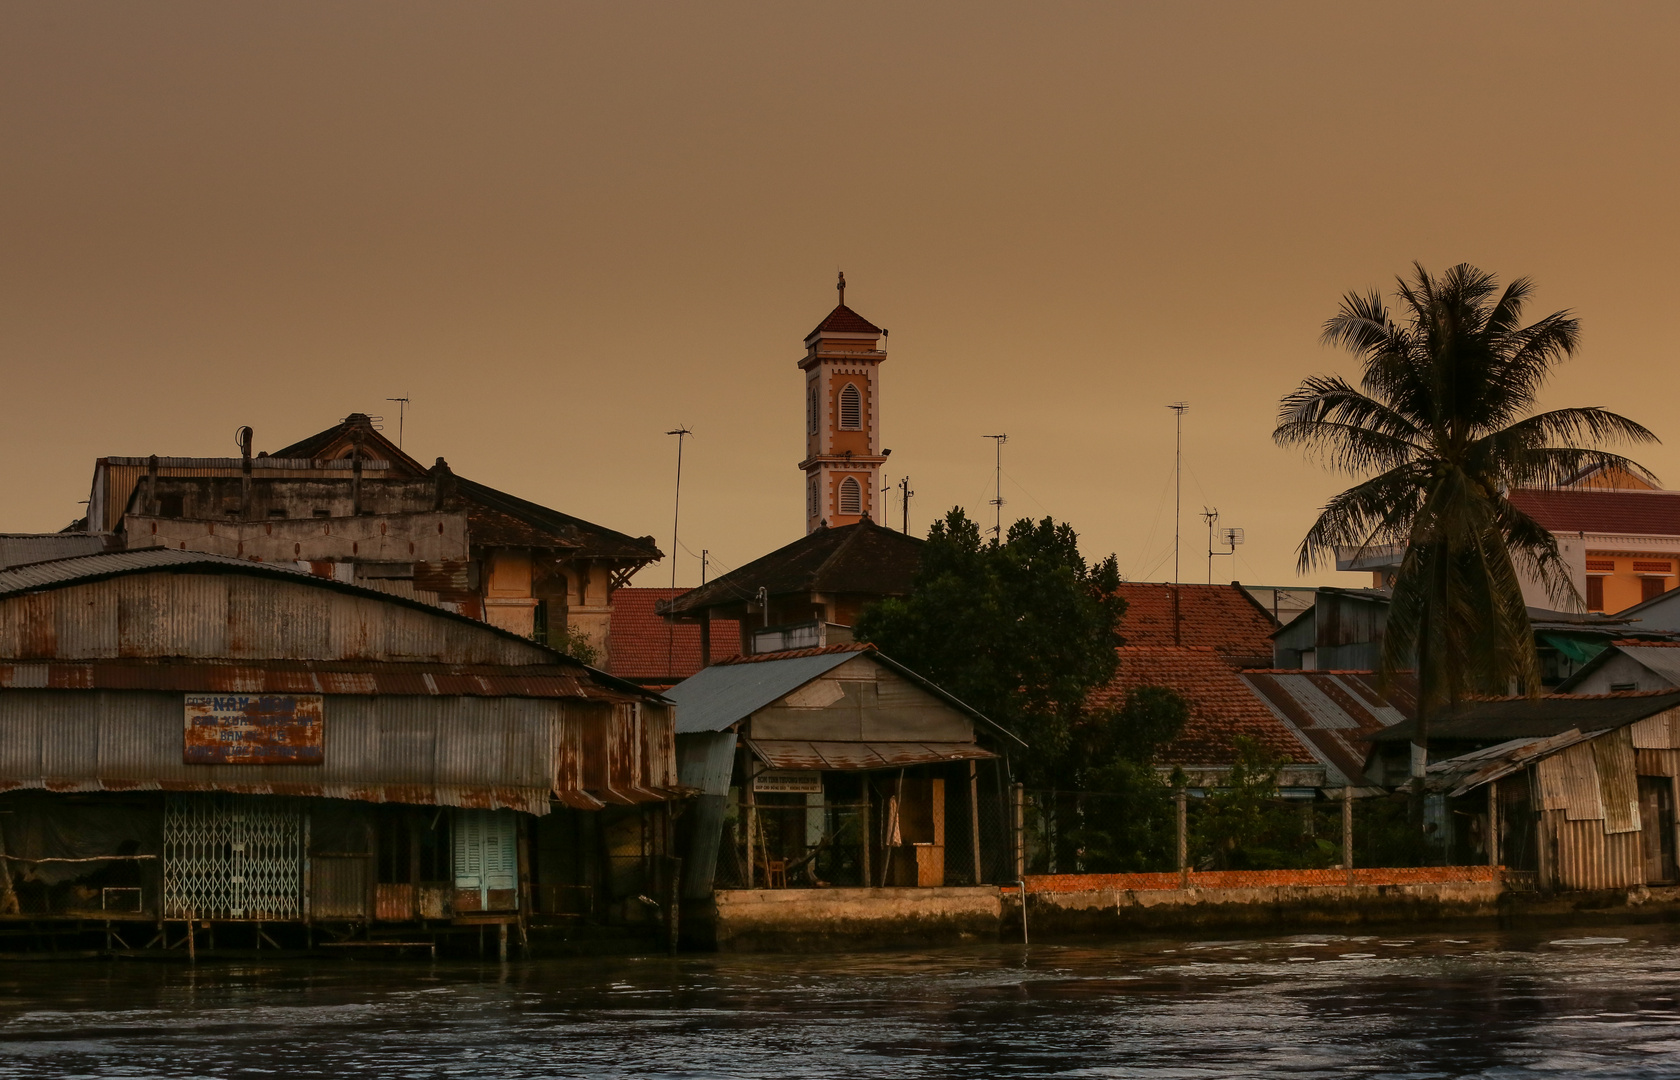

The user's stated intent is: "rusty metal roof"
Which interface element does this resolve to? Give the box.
[747,739,995,771]
[1240,670,1412,785]
[0,658,641,701]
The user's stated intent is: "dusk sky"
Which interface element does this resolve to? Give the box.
[4,2,1677,589]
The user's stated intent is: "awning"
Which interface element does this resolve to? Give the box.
[746,739,997,771]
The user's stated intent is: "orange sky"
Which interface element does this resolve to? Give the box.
[4,2,1678,589]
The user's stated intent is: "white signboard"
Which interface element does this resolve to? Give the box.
[753,770,823,794]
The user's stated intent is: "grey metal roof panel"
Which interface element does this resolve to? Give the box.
[1610,646,1680,688]
[0,548,313,596]
[0,534,108,570]
[666,651,858,733]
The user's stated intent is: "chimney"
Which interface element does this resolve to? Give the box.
[431,457,456,511]
[351,428,364,515]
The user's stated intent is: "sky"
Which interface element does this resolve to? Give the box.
[4,2,1678,589]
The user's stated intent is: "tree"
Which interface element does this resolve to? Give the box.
[1276,263,1656,797]
[854,508,1127,788]
[1071,687,1191,872]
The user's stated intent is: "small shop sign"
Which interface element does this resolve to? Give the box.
[184,694,325,764]
[753,770,822,794]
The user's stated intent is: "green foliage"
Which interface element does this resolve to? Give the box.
[1277,262,1656,719]
[1190,738,1338,871]
[542,624,600,667]
[855,508,1126,788]
[1034,687,1191,874]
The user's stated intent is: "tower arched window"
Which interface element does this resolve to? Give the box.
[839,383,862,430]
[839,476,862,516]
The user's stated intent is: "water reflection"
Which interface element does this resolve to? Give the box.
[0,926,1679,1077]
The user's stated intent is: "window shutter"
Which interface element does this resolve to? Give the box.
[839,477,862,515]
[840,384,862,429]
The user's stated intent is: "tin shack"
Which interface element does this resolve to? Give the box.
[0,550,679,955]
[666,643,1022,900]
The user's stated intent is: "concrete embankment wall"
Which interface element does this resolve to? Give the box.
[1013,868,1503,938]
[694,868,1510,952]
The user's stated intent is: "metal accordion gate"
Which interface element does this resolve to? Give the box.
[163,794,305,920]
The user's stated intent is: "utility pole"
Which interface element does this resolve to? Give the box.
[984,434,1008,541]
[701,549,708,585]
[386,396,411,449]
[665,427,692,678]
[898,475,914,534]
[1167,404,1188,582]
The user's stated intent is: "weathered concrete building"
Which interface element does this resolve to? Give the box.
[77,414,661,666]
[0,549,679,954]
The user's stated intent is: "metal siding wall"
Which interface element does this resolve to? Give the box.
[0,573,553,665]
[1557,742,1607,821]
[0,690,553,812]
[1594,728,1642,834]
[1554,812,1645,890]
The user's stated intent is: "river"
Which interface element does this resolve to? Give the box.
[2,924,1679,1077]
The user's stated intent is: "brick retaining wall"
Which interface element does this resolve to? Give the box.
[1012,866,1498,894]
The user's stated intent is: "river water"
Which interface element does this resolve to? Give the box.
[3,925,1680,1078]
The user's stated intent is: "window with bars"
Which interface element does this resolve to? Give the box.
[839,383,862,429]
[839,477,862,515]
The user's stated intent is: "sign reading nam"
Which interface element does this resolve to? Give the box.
[183,694,324,765]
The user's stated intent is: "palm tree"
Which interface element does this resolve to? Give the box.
[1276,263,1657,796]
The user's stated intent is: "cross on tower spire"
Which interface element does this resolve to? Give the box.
[837,270,845,306]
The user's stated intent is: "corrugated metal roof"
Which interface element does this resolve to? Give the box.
[666,651,857,733]
[0,659,635,700]
[0,534,107,570]
[1372,689,1680,744]
[1237,671,1410,784]
[0,548,312,596]
[747,739,996,770]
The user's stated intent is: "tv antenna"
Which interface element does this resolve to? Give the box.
[1167,403,1188,582]
[1202,507,1244,584]
[665,426,692,676]
[984,434,1008,541]
[386,396,411,448]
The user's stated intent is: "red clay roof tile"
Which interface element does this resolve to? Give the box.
[608,588,740,681]
[1115,583,1278,664]
[1510,488,1680,536]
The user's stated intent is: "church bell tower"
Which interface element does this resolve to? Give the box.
[800,273,887,533]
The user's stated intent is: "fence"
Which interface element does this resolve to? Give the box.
[1018,786,1471,878]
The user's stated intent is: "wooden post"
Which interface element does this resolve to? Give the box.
[498,922,508,963]
[968,761,983,885]
[1176,789,1188,888]
[1487,779,1500,868]
[1012,782,1026,881]
[744,763,757,889]
[1343,787,1354,885]
[859,779,871,887]
[187,910,196,963]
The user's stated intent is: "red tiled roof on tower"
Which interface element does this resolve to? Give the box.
[1114,582,1278,666]
[1509,488,1680,536]
[608,587,740,685]
[807,304,882,338]
[1088,645,1313,766]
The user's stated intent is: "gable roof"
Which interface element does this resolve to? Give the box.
[664,520,922,617]
[607,587,741,683]
[1369,689,1680,745]
[1088,646,1313,767]
[1509,487,1680,536]
[272,415,660,562]
[807,304,882,339]
[1115,582,1279,664]
[1240,670,1414,785]
[270,413,429,476]
[1556,642,1680,693]
[666,648,861,733]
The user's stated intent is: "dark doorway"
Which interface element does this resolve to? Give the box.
[1638,776,1676,885]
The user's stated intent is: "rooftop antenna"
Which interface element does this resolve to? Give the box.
[984,434,1008,541]
[665,426,692,677]
[1203,508,1245,584]
[1168,404,1189,582]
[386,396,411,449]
